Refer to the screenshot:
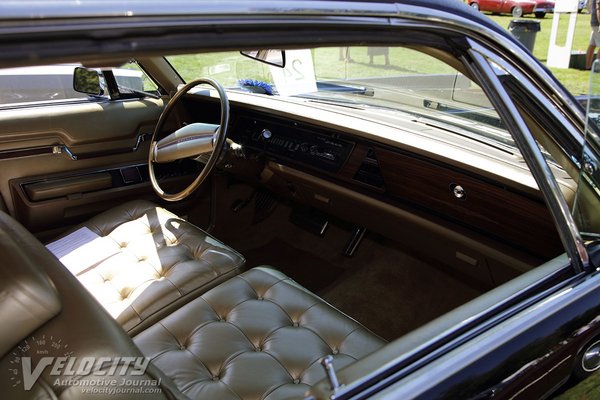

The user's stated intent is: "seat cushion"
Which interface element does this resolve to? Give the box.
[134,266,386,400]
[47,200,245,334]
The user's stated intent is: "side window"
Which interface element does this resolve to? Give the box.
[0,64,102,106]
[115,61,159,95]
[0,62,160,108]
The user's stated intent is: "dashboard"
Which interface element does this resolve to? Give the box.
[181,94,564,270]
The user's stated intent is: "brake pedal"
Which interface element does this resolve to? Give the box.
[252,189,278,223]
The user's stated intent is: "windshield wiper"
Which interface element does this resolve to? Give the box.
[304,97,366,110]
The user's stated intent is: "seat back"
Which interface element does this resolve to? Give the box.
[0,211,183,399]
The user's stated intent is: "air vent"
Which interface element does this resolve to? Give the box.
[353,148,385,189]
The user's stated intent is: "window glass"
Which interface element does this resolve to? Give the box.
[0,61,159,107]
[116,61,159,93]
[0,64,97,106]
[167,47,514,151]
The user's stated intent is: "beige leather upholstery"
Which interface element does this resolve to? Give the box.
[0,212,61,358]
[51,200,245,334]
[134,267,386,400]
[0,210,180,400]
[1,207,383,399]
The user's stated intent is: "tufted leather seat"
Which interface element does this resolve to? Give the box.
[1,208,384,399]
[0,210,180,400]
[47,200,245,334]
[134,266,386,400]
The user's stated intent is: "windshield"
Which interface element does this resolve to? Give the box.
[167,46,511,150]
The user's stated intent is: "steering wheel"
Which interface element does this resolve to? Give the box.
[148,78,229,202]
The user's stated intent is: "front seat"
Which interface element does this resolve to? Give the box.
[134,266,386,399]
[45,200,245,335]
[1,209,385,399]
[0,209,182,399]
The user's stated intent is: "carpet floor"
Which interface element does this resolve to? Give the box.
[320,238,482,341]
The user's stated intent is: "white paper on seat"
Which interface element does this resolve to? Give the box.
[45,227,120,275]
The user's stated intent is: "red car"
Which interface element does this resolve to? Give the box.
[469,0,537,17]
[534,0,555,18]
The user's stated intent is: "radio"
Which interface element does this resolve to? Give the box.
[235,116,354,172]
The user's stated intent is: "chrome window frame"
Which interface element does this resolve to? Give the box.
[465,40,588,273]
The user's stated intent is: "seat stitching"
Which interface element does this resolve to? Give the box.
[140,322,187,361]
[140,245,185,297]
[180,375,243,400]
[260,380,309,400]
[261,349,295,380]
[218,345,262,370]
[216,379,244,400]
[287,324,337,352]
[234,277,296,323]
[184,319,229,343]
[199,296,222,319]
[261,324,289,339]
[159,274,185,297]
[156,321,183,346]
[284,298,371,350]
[237,274,287,297]
[181,348,214,382]
[94,269,124,301]
[239,277,324,328]
[195,298,262,346]
[258,369,297,400]
[294,300,323,319]
[219,320,260,351]
[89,222,106,236]
[203,288,264,316]
[187,347,249,380]
[126,276,178,321]
[335,326,362,348]
[146,321,216,379]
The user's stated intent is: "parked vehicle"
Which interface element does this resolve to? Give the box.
[0,1,599,399]
[469,0,537,17]
[534,0,555,18]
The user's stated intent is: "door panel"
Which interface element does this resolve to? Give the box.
[0,97,174,235]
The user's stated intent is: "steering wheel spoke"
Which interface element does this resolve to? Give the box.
[152,122,219,163]
[148,78,229,201]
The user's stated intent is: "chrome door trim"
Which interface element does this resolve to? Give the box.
[466,40,588,272]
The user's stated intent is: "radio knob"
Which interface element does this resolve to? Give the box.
[261,129,272,140]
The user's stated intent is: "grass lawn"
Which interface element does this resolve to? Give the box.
[487,13,593,95]
[169,13,595,98]
[554,373,600,400]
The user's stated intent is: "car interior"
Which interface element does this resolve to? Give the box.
[0,42,589,399]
